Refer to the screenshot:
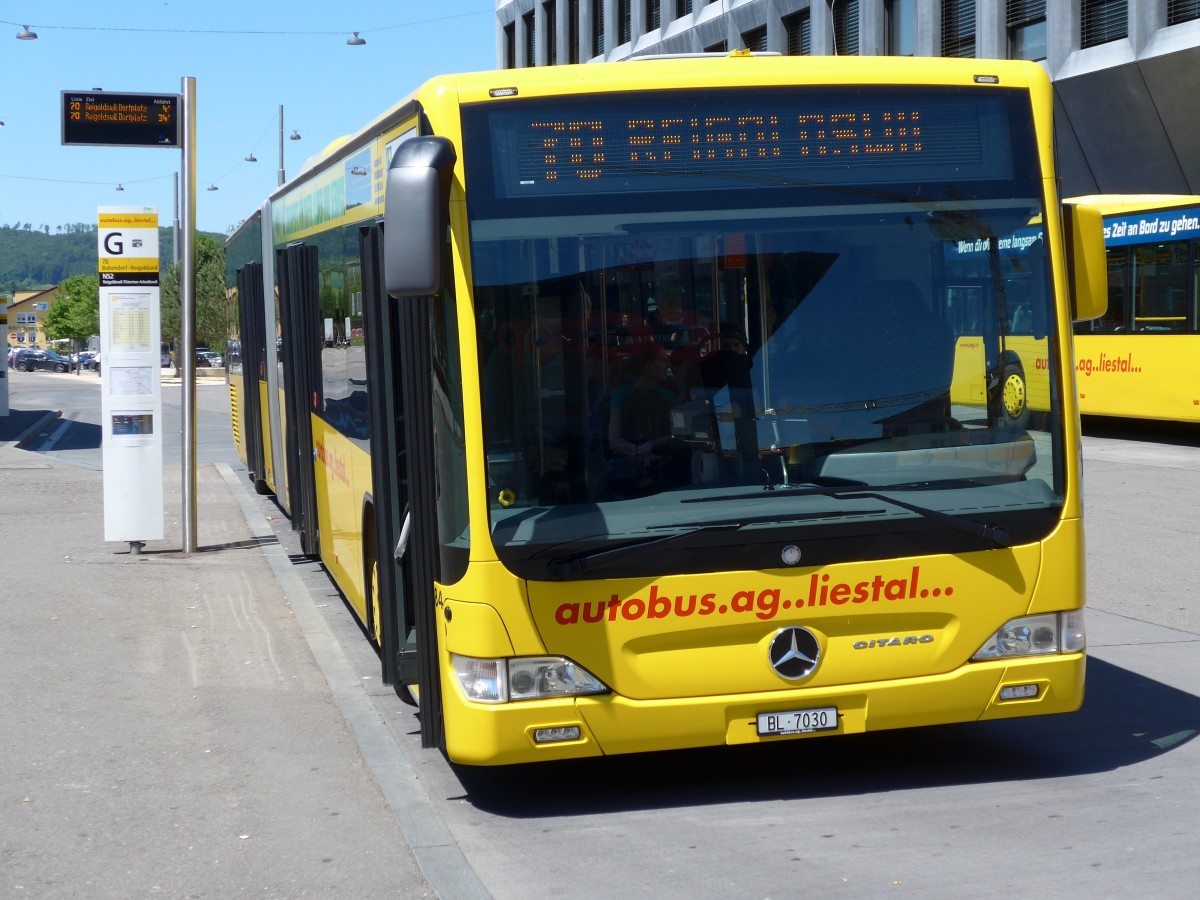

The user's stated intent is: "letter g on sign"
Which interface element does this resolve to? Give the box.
[104,232,124,255]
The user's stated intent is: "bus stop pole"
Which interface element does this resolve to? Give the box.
[180,76,198,553]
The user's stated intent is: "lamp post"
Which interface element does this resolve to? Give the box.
[277,104,285,186]
[277,105,301,186]
[173,171,180,266]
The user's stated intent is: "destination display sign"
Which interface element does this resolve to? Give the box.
[467,87,1031,207]
[62,91,180,148]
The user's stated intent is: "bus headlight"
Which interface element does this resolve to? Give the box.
[451,654,610,704]
[972,611,1085,660]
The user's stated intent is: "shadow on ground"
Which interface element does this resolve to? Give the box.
[453,657,1196,816]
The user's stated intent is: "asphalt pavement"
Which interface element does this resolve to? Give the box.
[0,402,442,898]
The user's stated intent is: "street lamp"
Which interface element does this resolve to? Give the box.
[277,105,301,186]
[16,25,37,40]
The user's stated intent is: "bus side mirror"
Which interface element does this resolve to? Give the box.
[1062,201,1107,322]
[384,136,457,299]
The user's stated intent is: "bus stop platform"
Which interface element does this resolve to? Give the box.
[0,415,441,897]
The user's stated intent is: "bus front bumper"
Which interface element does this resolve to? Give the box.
[441,653,1085,766]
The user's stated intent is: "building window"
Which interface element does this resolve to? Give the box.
[568,0,580,62]
[676,0,693,18]
[1081,0,1127,48]
[885,0,916,55]
[504,21,516,69]
[831,0,860,55]
[545,1,558,64]
[1007,0,1045,61]
[742,25,768,53]
[1168,0,1200,26]
[646,0,660,31]
[592,0,605,56]
[619,0,632,44]
[941,0,976,58]
[706,39,728,52]
[523,11,535,65]
[784,10,812,56]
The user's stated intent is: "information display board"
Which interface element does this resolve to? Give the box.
[62,91,180,148]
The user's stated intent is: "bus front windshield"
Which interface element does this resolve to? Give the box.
[464,90,1063,580]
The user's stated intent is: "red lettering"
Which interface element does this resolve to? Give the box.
[555,569,957,627]
[756,589,780,620]
[731,590,755,613]
[648,585,672,619]
[675,594,698,617]
[871,574,886,601]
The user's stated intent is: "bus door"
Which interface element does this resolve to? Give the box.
[277,243,323,557]
[235,262,270,494]
[361,222,443,749]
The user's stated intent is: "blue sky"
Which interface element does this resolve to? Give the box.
[0,2,497,236]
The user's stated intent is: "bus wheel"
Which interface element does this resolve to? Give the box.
[368,558,383,648]
[1000,363,1029,429]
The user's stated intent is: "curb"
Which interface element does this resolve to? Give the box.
[215,463,492,900]
[0,410,63,450]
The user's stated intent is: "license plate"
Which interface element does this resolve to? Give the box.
[756,707,839,736]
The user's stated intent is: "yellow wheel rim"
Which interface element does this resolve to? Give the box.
[1003,372,1026,419]
[370,559,382,647]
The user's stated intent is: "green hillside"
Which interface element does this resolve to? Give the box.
[0,224,223,294]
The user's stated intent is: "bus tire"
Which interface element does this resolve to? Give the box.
[253,477,271,495]
[999,362,1030,429]
[363,515,382,648]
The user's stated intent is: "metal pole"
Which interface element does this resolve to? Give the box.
[180,76,198,553]
[277,104,285,187]
[172,171,180,266]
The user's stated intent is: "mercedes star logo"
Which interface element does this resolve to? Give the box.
[769,626,822,680]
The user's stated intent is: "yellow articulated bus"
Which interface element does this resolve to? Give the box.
[226,54,1106,766]
[1067,194,1200,422]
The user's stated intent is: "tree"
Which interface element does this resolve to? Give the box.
[161,233,228,360]
[42,274,100,372]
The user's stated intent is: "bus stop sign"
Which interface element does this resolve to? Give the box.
[61,91,180,148]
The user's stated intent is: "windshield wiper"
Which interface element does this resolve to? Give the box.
[544,507,889,580]
[681,479,1012,548]
[545,523,741,580]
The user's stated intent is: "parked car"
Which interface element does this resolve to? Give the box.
[196,350,225,368]
[11,348,73,373]
[73,350,98,369]
[84,353,101,373]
